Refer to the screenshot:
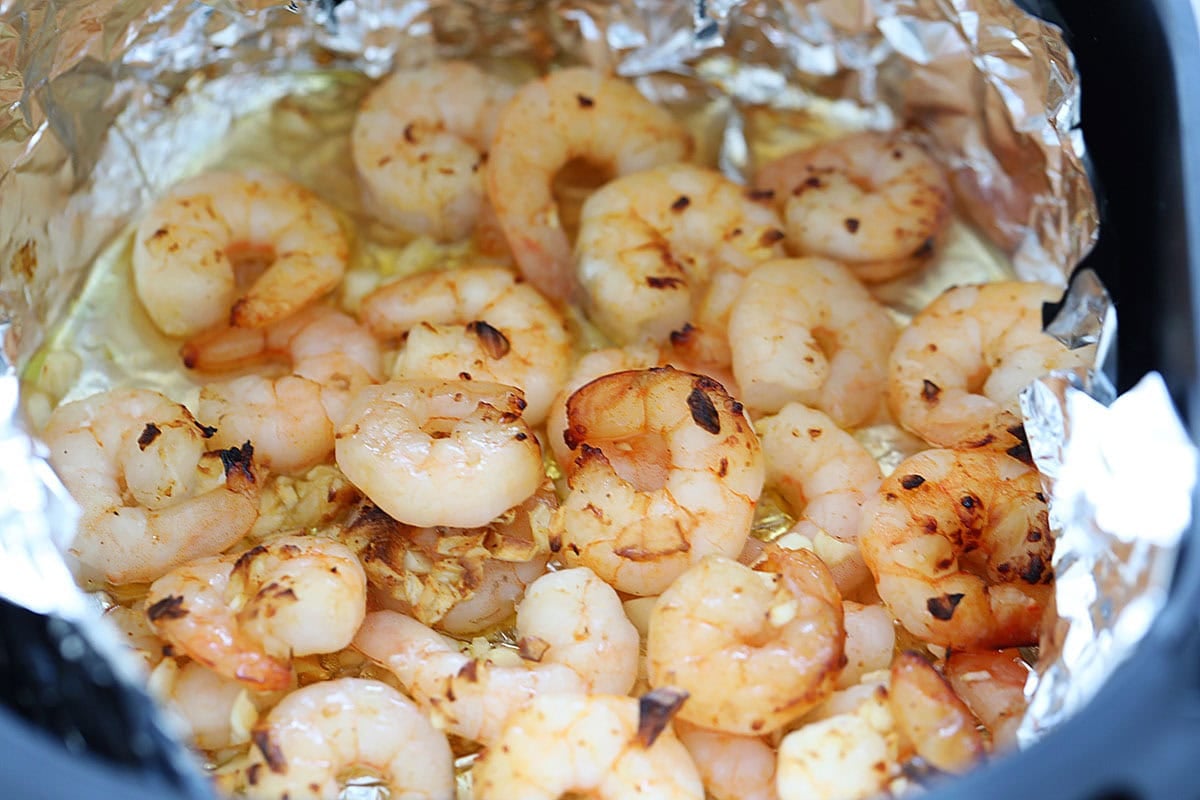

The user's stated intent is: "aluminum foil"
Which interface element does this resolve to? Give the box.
[0,0,1183,784]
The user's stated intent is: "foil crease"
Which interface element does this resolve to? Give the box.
[0,0,1168,778]
[1018,371,1198,744]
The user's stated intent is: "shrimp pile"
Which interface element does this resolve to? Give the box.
[38,60,1094,800]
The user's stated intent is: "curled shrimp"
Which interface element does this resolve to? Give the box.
[132,169,348,337]
[675,721,779,800]
[840,601,895,689]
[41,388,260,585]
[156,658,249,751]
[354,566,639,744]
[472,693,704,800]
[647,547,844,734]
[352,61,512,241]
[888,651,985,774]
[342,484,554,636]
[188,305,383,475]
[859,448,1054,649]
[145,534,367,691]
[220,678,455,800]
[757,403,882,593]
[729,258,896,425]
[486,67,694,301]
[335,379,544,528]
[888,281,1095,448]
[944,648,1031,751]
[575,163,784,351]
[553,367,765,596]
[756,131,951,283]
[359,266,570,425]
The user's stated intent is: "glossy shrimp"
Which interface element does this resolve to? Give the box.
[889,281,1095,448]
[755,131,951,283]
[359,266,570,425]
[156,658,249,751]
[352,61,512,241]
[675,722,779,800]
[858,448,1054,649]
[729,258,896,425]
[342,484,554,636]
[145,534,367,691]
[188,304,383,475]
[132,169,348,337]
[888,651,985,774]
[354,567,639,744]
[554,367,765,596]
[41,388,260,585]
[472,693,705,800]
[335,379,544,528]
[221,678,454,800]
[945,648,1031,751]
[647,547,844,734]
[575,163,784,354]
[756,403,882,593]
[486,67,694,301]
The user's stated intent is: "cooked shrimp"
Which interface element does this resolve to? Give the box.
[858,448,1054,649]
[41,388,260,585]
[342,484,554,635]
[189,305,384,475]
[145,534,367,691]
[221,678,454,800]
[359,266,570,425]
[472,693,704,800]
[675,721,779,800]
[545,344,661,469]
[889,651,984,773]
[487,67,694,301]
[756,403,882,593]
[888,281,1095,448]
[776,683,900,800]
[554,367,764,596]
[647,547,844,734]
[840,601,895,689]
[335,379,543,528]
[352,61,512,241]
[945,648,1030,751]
[132,169,348,337]
[160,659,249,751]
[755,131,951,283]
[729,258,896,425]
[575,163,784,351]
[354,567,639,743]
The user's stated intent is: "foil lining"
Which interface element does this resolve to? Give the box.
[0,0,1181,783]
[1018,370,1198,744]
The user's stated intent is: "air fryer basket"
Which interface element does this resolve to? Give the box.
[1,0,1197,798]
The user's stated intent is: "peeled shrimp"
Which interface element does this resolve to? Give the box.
[41,388,260,585]
[554,367,765,596]
[352,61,512,241]
[839,601,895,689]
[944,648,1031,751]
[756,403,882,593]
[342,485,554,635]
[354,567,639,744]
[575,163,784,352]
[888,281,1094,448]
[132,169,347,337]
[486,67,694,301]
[223,678,454,800]
[756,131,950,283]
[888,651,984,774]
[335,379,543,528]
[472,693,704,800]
[729,258,896,425]
[158,659,249,751]
[675,721,779,800]
[647,547,844,734]
[359,266,570,425]
[859,448,1053,649]
[145,534,367,690]
[188,305,383,475]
